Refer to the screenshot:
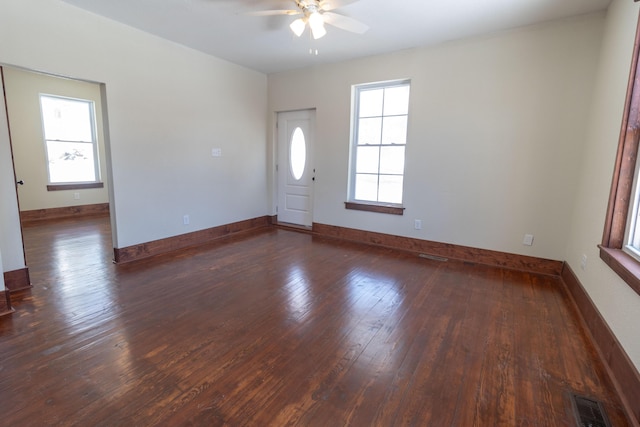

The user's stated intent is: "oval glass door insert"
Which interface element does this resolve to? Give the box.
[290,127,306,180]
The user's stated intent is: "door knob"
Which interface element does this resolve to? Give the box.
[16,180,24,185]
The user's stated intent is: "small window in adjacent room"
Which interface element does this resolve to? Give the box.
[40,94,102,189]
[600,14,640,297]
[346,80,410,215]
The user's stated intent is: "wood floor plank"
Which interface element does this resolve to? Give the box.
[446,265,513,427]
[0,216,632,426]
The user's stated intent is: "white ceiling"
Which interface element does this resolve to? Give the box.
[59,0,611,74]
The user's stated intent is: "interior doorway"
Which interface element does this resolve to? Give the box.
[1,65,114,282]
[276,109,316,227]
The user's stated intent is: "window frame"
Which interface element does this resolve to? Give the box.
[347,79,410,215]
[600,12,640,297]
[39,93,102,189]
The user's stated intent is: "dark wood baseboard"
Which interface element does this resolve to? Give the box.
[114,216,272,263]
[20,203,109,223]
[0,289,14,317]
[4,268,31,292]
[561,263,640,425]
[312,223,563,276]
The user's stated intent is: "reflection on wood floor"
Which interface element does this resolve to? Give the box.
[0,215,632,425]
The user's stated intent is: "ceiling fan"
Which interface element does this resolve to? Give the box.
[251,0,369,40]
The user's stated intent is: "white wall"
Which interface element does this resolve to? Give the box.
[0,0,268,250]
[0,73,25,274]
[3,67,109,211]
[565,0,640,371]
[269,13,604,261]
[0,249,5,290]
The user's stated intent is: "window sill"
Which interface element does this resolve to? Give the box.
[47,182,104,191]
[598,246,640,297]
[344,201,405,215]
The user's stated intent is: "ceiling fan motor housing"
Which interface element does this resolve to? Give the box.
[295,0,321,16]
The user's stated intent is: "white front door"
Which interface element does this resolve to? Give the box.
[277,109,315,227]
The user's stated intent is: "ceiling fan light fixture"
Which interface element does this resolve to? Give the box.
[263,0,366,41]
[308,12,326,39]
[310,23,327,39]
[290,18,306,37]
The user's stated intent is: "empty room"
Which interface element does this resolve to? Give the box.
[0,0,639,425]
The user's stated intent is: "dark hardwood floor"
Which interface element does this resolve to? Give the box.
[0,215,632,426]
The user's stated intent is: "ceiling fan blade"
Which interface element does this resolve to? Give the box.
[248,9,301,16]
[319,0,360,12]
[322,11,369,34]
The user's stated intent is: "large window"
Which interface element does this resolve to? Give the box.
[40,94,101,187]
[600,14,640,297]
[348,80,410,213]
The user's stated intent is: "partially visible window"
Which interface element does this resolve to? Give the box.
[625,156,640,259]
[600,13,640,297]
[40,94,100,185]
[348,80,410,210]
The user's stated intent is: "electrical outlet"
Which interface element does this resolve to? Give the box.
[523,234,534,246]
[73,192,80,200]
[183,214,190,225]
[414,219,422,230]
[211,148,222,157]
[581,254,587,270]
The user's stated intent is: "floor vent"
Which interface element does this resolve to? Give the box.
[570,394,611,427]
[418,253,448,262]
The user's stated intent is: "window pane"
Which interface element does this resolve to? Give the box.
[378,175,403,204]
[47,141,96,183]
[41,96,93,142]
[355,174,378,201]
[356,146,380,174]
[379,146,405,175]
[631,206,640,249]
[290,127,306,180]
[383,85,410,116]
[381,116,408,145]
[357,118,382,145]
[359,89,383,118]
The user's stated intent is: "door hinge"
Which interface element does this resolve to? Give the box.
[276,164,279,172]
[276,205,278,213]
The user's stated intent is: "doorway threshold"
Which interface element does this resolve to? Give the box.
[275,222,313,233]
